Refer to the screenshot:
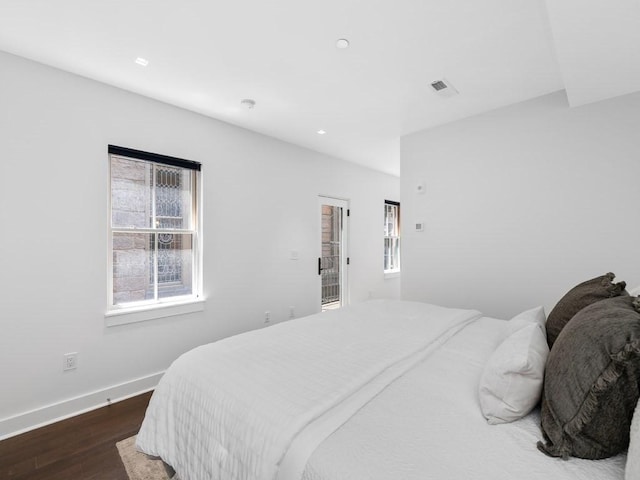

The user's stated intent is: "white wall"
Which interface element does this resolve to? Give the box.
[401,90,640,319]
[0,51,399,437]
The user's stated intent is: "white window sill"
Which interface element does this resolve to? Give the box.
[384,271,401,280]
[105,299,205,327]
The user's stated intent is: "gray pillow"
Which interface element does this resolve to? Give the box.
[546,272,627,349]
[538,295,640,459]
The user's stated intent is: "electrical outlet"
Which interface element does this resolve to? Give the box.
[264,311,271,324]
[63,352,78,371]
[289,306,295,319]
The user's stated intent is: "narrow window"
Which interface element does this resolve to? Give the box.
[384,200,400,273]
[108,145,201,312]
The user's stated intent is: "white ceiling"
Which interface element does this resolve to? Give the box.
[0,1,636,176]
[544,0,640,108]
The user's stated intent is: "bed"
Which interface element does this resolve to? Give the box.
[136,295,635,480]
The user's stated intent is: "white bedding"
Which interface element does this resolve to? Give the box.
[136,300,481,480]
[137,300,626,480]
[301,316,626,480]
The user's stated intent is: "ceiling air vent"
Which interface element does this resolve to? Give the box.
[430,78,459,98]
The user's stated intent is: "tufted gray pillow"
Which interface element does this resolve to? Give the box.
[538,296,640,459]
[545,272,627,349]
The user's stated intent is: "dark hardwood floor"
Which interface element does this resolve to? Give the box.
[0,391,152,480]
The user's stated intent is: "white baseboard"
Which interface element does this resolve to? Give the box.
[0,371,164,441]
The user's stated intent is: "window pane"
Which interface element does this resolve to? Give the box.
[111,157,152,228]
[113,232,194,304]
[384,237,400,271]
[111,157,194,230]
[385,204,398,237]
[154,166,193,229]
[113,232,153,305]
[384,237,391,271]
[157,233,193,299]
[390,237,400,270]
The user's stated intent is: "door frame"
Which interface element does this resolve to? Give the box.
[318,195,350,311]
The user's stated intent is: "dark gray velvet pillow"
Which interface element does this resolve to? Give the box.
[546,272,627,349]
[538,295,640,459]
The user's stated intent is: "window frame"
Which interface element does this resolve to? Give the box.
[384,200,401,275]
[105,145,204,325]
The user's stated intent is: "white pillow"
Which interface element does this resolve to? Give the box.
[507,305,546,332]
[626,399,640,480]
[479,307,549,425]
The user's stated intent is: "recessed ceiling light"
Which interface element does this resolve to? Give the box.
[240,98,256,110]
[135,57,149,67]
[336,38,350,49]
[317,129,327,135]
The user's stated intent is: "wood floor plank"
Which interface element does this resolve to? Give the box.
[82,443,129,480]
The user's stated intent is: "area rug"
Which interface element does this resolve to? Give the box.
[116,435,178,480]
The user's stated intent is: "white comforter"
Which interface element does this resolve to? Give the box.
[301,316,626,480]
[136,300,481,480]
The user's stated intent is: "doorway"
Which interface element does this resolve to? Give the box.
[318,196,349,311]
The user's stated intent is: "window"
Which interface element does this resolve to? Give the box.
[384,200,400,273]
[107,145,202,316]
